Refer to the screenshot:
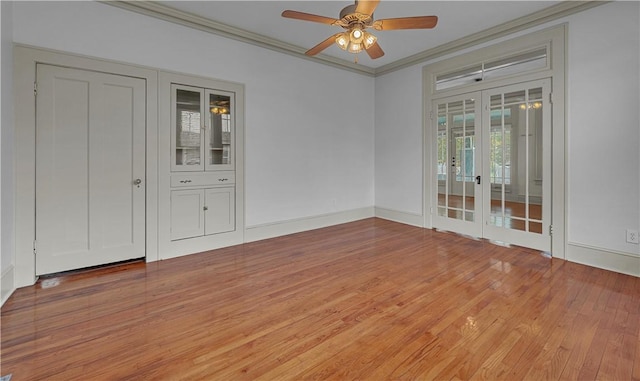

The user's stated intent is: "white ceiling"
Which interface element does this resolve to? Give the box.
[157,1,562,69]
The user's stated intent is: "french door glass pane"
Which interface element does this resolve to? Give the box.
[437,103,447,213]
[176,89,201,167]
[437,98,476,222]
[489,87,543,234]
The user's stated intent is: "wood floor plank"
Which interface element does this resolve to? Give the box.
[1,218,638,380]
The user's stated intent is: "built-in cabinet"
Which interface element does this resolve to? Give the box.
[159,72,244,259]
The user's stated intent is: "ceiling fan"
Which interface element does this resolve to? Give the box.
[281,0,438,61]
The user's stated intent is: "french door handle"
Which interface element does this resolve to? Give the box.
[475,175,481,185]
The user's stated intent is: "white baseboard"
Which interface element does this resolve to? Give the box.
[244,207,375,243]
[566,242,639,277]
[1,265,15,306]
[374,207,424,227]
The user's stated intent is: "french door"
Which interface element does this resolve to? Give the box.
[432,79,551,252]
[35,64,146,275]
[434,93,483,238]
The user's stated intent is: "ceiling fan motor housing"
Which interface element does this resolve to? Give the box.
[340,4,357,19]
[339,5,373,27]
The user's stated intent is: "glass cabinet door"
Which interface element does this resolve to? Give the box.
[205,90,234,171]
[172,85,204,171]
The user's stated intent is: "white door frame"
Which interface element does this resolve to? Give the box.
[423,25,566,258]
[13,45,159,287]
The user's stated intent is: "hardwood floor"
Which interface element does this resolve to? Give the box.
[1,218,638,380]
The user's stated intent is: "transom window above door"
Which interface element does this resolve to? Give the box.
[435,47,548,91]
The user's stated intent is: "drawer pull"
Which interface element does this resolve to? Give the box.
[218,178,228,182]
[179,180,192,184]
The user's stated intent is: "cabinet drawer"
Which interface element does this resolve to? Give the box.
[171,172,235,187]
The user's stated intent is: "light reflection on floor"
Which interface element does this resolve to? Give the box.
[40,278,61,289]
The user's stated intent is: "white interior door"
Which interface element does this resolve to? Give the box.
[432,93,483,238]
[432,79,551,252]
[481,79,551,251]
[35,64,146,275]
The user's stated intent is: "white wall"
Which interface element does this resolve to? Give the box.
[11,1,375,229]
[1,1,15,303]
[374,65,424,216]
[566,1,639,254]
[374,2,639,270]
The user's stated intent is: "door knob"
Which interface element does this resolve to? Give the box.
[133,179,142,187]
[475,175,481,185]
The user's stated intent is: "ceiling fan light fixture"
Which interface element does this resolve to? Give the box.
[347,42,362,54]
[211,107,228,114]
[336,32,349,50]
[350,26,364,44]
[363,31,377,49]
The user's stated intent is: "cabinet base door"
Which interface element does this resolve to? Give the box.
[205,187,235,235]
[171,189,205,240]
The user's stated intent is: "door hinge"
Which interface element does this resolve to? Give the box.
[429,111,433,120]
[34,82,37,96]
[549,225,553,236]
[33,240,37,255]
[549,92,553,105]
[430,207,433,214]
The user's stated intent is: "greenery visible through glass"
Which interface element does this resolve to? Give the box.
[455,135,475,182]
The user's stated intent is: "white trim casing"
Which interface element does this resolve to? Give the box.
[13,45,159,288]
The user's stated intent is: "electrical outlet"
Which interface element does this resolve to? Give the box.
[626,229,639,244]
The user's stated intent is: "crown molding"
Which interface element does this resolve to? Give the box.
[103,1,608,78]
[102,0,376,76]
[374,1,609,76]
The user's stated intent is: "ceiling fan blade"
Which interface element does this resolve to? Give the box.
[355,0,380,16]
[372,16,438,30]
[305,33,343,56]
[365,41,385,59]
[281,10,339,25]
